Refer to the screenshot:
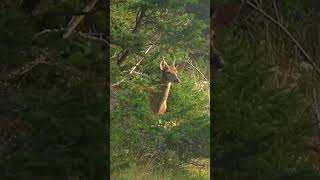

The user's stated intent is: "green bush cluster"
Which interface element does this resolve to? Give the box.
[111,66,210,171]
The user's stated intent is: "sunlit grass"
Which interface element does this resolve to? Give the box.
[111,159,209,180]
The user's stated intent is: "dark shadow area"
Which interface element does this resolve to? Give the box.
[0,1,107,179]
[211,0,320,179]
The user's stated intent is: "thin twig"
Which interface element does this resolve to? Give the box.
[129,45,153,74]
[111,45,154,87]
[185,57,209,82]
[0,55,81,81]
[111,79,126,87]
[246,1,320,76]
[35,28,109,45]
[78,32,109,45]
[272,0,280,21]
[34,28,66,37]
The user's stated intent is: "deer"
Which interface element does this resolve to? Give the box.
[210,2,241,71]
[149,55,181,115]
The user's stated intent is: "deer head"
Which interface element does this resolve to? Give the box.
[160,56,181,84]
[147,56,181,114]
[210,3,240,71]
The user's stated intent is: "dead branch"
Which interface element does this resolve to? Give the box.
[35,28,109,45]
[0,55,81,82]
[0,55,47,81]
[34,28,65,37]
[129,45,153,74]
[42,7,104,16]
[246,1,320,77]
[78,32,109,46]
[63,0,99,39]
[111,45,154,87]
[185,56,209,82]
[272,0,280,21]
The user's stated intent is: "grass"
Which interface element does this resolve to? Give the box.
[111,159,209,180]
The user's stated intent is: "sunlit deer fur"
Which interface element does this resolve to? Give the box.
[149,56,181,114]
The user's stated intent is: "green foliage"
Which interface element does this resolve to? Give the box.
[0,1,106,179]
[111,73,210,168]
[111,1,210,178]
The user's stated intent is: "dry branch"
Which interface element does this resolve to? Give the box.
[246,1,320,76]
[35,28,109,45]
[78,32,109,46]
[0,55,81,81]
[63,0,99,39]
[111,45,154,87]
[186,61,209,82]
[129,45,153,74]
[184,55,209,82]
[34,28,65,37]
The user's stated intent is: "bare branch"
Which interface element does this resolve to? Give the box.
[129,45,153,74]
[0,55,81,81]
[78,32,109,46]
[246,1,320,76]
[35,28,109,46]
[63,0,99,39]
[34,28,65,37]
[184,56,209,82]
[43,7,104,16]
[272,0,280,21]
[111,45,155,87]
[186,62,209,82]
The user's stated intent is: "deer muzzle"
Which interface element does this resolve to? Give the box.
[174,75,181,83]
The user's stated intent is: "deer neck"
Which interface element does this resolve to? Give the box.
[155,81,172,114]
[160,81,172,101]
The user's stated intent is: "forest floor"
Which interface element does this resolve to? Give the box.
[111,158,209,180]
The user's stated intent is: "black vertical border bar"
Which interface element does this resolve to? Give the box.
[106,0,111,179]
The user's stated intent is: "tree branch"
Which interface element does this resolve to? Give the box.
[112,44,154,87]
[63,0,100,39]
[78,32,109,46]
[34,28,65,37]
[0,55,81,81]
[42,7,104,16]
[35,28,109,46]
[129,45,153,74]
[185,56,209,82]
[117,7,146,66]
[246,1,320,76]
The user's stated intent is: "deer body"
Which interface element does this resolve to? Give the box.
[149,56,180,115]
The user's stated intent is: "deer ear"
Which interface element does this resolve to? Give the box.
[160,59,168,70]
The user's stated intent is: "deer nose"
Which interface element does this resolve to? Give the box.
[173,73,181,83]
[211,51,225,71]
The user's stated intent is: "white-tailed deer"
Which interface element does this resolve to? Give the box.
[210,3,241,71]
[149,56,181,115]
